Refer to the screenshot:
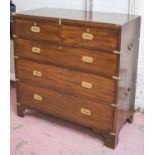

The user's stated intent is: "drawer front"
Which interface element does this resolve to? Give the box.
[14,18,60,42]
[62,25,120,50]
[17,82,114,131]
[15,38,118,77]
[15,59,116,104]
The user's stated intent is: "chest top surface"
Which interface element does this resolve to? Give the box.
[15,8,139,25]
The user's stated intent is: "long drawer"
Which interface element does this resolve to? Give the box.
[14,17,60,42]
[15,59,116,104]
[15,38,119,77]
[17,82,114,131]
[62,25,120,50]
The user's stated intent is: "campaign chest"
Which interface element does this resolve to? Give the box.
[13,8,141,149]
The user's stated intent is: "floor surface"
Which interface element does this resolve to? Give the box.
[11,87,144,155]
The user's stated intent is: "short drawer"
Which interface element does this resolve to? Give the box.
[15,59,116,104]
[62,25,120,50]
[17,82,114,131]
[15,38,119,77]
[14,17,60,42]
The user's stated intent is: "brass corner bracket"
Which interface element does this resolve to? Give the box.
[110,132,116,136]
[17,102,21,106]
[16,79,19,82]
[59,19,62,25]
[112,76,121,80]
[113,51,120,54]
[14,56,19,59]
[111,104,118,107]
[13,35,17,38]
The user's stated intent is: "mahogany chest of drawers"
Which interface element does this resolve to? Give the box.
[13,8,141,149]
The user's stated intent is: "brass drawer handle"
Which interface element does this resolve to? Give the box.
[82,32,93,40]
[82,56,93,63]
[33,70,42,77]
[31,26,40,33]
[81,108,91,116]
[32,47,41,54]
[33,94,43,101]
[82,81,92,89]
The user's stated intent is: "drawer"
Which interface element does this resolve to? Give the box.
[15,59,116,104]
[15,38,119,77]
[17,82,114,131]
[14,18,60,42]
[62,25,120,50]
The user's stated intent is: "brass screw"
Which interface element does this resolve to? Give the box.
[34,22,37,26]
[13,35,17,38]
[58,94,62,97]
[59,46,62,50]
[86,28,90,32]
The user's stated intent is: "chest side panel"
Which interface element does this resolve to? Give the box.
[114,17,141,134]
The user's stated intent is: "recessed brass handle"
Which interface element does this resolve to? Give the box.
[82,81,92,89]
[82,56,93,63]
[31,26,40,33]
[32,47,41,54]
[33,70,42,77]
[81,108,91,116]
[33,94,43,101]
[82,32,93,40]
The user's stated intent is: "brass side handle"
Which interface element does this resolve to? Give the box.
[33,94,43,101]
[81,108,91,116]
[82,81,92,89]
[33,70,42,77]
[128,43,133,51]
[31,26,40,33]
[82,56,93,63]
[125,88,131,96]
[32,47,41,54]
[82,32,93,40]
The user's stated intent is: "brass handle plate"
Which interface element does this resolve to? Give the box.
[33,70,42,77]
[32,47,41,54]
[82,32,93,40]
[31,26,40,33]
[33,94,43,101]
[82,56,93,63]
[82,81,92,89]
[81,108,91,116]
